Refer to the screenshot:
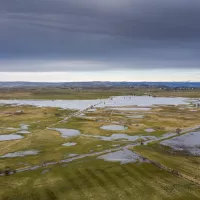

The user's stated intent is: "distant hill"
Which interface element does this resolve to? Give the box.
[0,81,200,88]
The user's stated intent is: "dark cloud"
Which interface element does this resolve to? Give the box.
[0,0,200,71]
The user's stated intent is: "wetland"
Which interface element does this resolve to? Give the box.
[1,89,200,200]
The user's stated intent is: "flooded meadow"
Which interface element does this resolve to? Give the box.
[1,95,200,200]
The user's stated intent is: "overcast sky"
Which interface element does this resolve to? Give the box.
[0,0,200,81]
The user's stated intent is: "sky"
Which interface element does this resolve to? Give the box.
[0,0,200,82]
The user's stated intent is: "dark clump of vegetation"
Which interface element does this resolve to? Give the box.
[55,113,61,117]
[0,167,16,176]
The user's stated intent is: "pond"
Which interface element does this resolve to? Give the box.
[0,99,103,110]
[0,150,39,158]
[100,125,127,131]
[20,124,30,130]
[161,131,200,156]
[145,128,155,133]
[62,142,77,147]
[100,96,189,107]
[107,107,151,111]
[127,115,144,119]
[98,149,147,164]
[87,108,97,112]
[50,128,81,138]
[17,130,31,134]
[0,134,24,141]
[67,154,79,158]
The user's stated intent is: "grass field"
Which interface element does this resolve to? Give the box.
[134,143,200,182]
[1,157,200,200]
[1,87,200,100]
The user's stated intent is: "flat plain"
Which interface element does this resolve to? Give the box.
[1,87,200,200]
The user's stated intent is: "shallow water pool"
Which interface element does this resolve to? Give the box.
[0,150,39,158]
[161,131,200,155]
[62,142,77,147]
[0,134,23,141]
[98,149,146,164]
[100,125,127,131]
[50,128,81,138]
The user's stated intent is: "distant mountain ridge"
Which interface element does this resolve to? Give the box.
[0,81,200,88]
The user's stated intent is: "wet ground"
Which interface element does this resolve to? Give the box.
[161,131,200,155]
[62,142,77,147]
[84,133,157,142]
[0,150,39,158]
[98,149,147,164]
[127,115,144,118]
[107,107,151,111]
[0,124,31,141]
[49,128,81,138]
[145,128,155,133]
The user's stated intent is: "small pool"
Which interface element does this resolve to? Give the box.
[127,115,144,119]
[0,134,24,141]
[107,107,151,111]
[85,133,156,142]
[62,142,77,147]
[100,125,127,131]
[161,131,200,156]
[145,128,155,133]
[50,128,81,138]
[17,130,31,134]
[98,149,147,164]
[0,150,39,158]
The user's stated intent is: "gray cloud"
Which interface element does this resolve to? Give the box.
[0,0,200,71]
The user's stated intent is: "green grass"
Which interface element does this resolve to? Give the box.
[1,157,200,200]
[134,143,200,182]
[0,105,75,129]
[1,87,200,100]
[0,88,137,100]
